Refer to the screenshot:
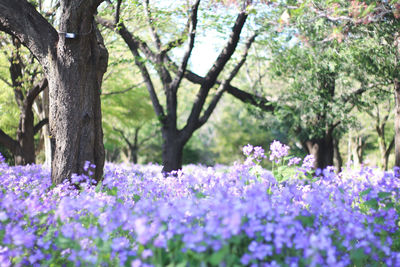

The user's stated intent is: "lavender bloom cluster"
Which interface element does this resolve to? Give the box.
[0,143,399,266]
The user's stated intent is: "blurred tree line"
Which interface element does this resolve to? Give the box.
[0,0,399,180]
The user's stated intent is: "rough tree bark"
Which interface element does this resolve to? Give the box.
[0,0,108,184]
[99,0,266,173]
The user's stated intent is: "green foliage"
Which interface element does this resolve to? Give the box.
[0,51,19,139]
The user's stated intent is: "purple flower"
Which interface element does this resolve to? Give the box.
[153,234,167,248]
[111,236,130,251]
[61,223,75,238]
[134,217,151,244]
[288,157,301,166]
[131,259,142,267]
[8,225,35,248]
[0,153,5,163]
[394,166,400,178]
[269,140,290,163]
[243,144,253,156]
[0,212,8,221]
[302,155,315,169]
[253,146,266,159]
[141,249,153,259]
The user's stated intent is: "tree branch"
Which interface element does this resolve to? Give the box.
[25,78,48,109]
[169,0,200,93]
[160,4,193,56]
[100,19,165,122]
[101,82,144,96]
[115,0,122,25]
[33,118,48,135]
[0,0,58,67]
[0,75,11,87]
[203,11,248,87]
[144,0,162,50]
[97,17,166,122]
[198,32,258,127]
[9,39,24,108]
[184,10,248,132]
[165,53,275,112]
[0,128,18,154]
[113,127,133,149]
[385,135,395,158]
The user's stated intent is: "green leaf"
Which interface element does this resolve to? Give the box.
[209,245,229,266]
[359,188,372,198]
[95,181,103,193]
[56,236,73,249]
[107,186,118,196]
[374,217,385,225]
[350,248,367,266]
[364,199,379,211]
[378,192,391,199]
[133,194,141,202]
[295,214,315,227]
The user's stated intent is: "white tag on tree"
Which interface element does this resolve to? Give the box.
[65,33,76,39]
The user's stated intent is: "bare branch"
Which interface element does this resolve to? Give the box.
[113,127,133,148]
[184,10,248,132]
[169,0,200,93]
[0,75,11,87]
[34,118,48,135]
[25,78,48,109]
[0,128,18,154]
[115,0,122,25]
[197,84,225,129]
[144,0,162,50]
[97,18,159,62]
[203,11,248,87]
[101,82,144,96]
[198,32,258,127]
[386,136,395,158]
[0,0,58,66]
[96,17,165,121]
[160,5,193,55]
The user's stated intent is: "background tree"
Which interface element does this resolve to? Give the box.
[98,0,274,173]
[267,23,365,169]
[0,35,48,165]
[0,0,109,184]
[101,70,158,163]
[298,0,400,167]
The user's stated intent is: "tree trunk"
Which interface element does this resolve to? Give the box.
[333,137,342,172]
[0,0,108,184]
[48,30,107,183]
[130,127,140,164]
[39,86,52,167]
[161,129,184,174]
[395,79,400,167]
[14,106,36,165]
[47,3,108,184]
[304,134,334,170]
[353,136,365,167]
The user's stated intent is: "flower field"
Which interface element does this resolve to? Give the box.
[0,142,400,266]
